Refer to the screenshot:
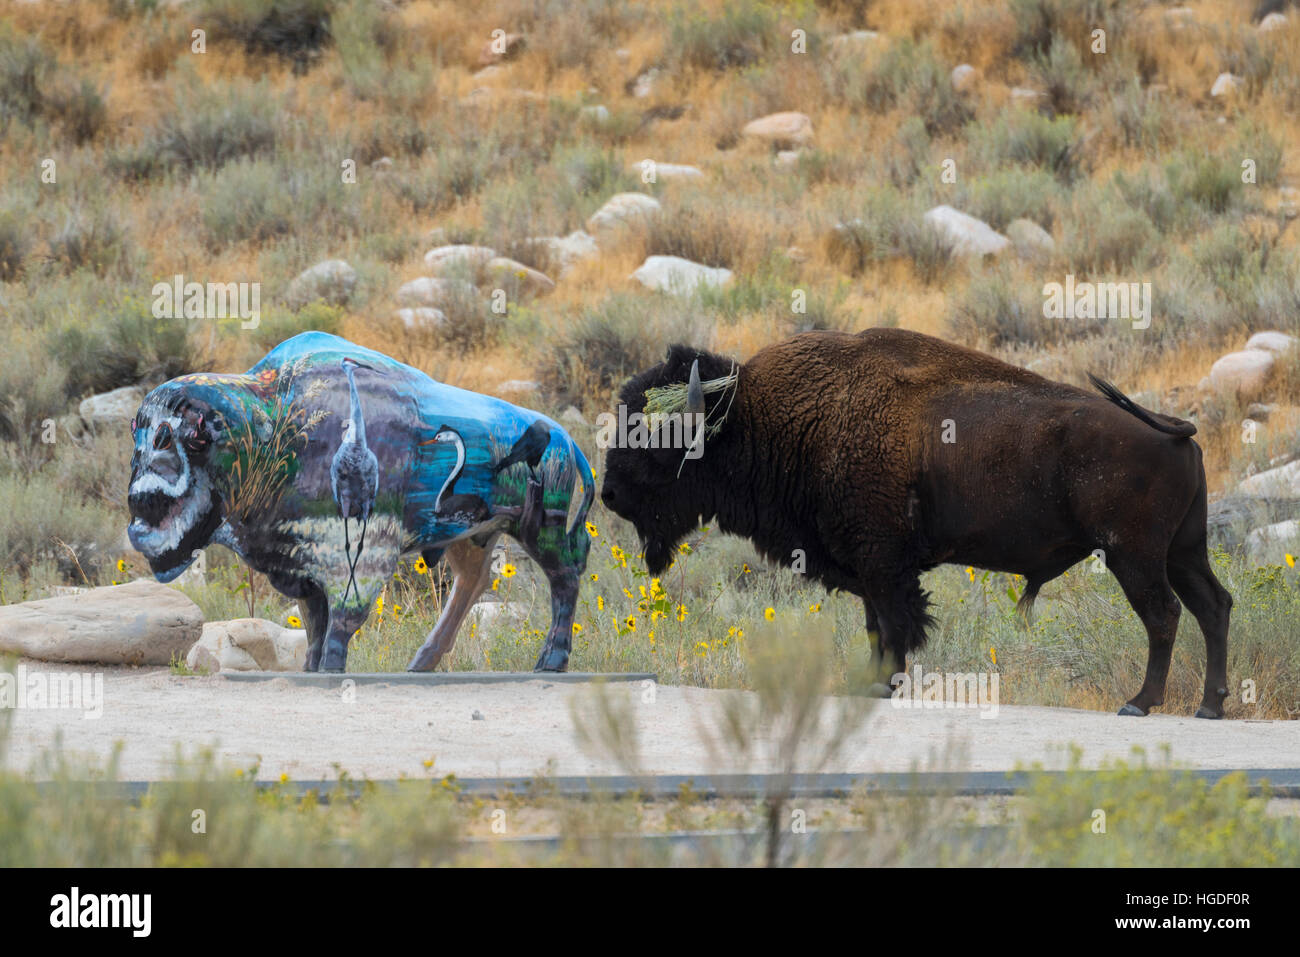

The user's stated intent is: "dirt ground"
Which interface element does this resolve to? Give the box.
[4,665,1298,781]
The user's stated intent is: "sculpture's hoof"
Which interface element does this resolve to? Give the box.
[1194,706,1223,720]
[1117,703,1146,717]
[533,648,569,672]
[866,682,896,699]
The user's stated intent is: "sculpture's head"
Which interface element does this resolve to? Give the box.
[126,384,228,582]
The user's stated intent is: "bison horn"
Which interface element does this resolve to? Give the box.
[687,360,705,416]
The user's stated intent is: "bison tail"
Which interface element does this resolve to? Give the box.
[1087,373,1197,438]
[1015,585,1038,628]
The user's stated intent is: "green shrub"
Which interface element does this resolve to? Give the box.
[945,268,1061,347]
[0,31,107,143]
[1031,32,1094,115]
[1060,184,1158,273]
[47,295,199,399]
[969,112,1080,182]
[0,472,122,581]
[1167,152,1239,216]
[541,292,713,401]
[666,1,777,72]
[844,38,973,136]
[200,0,335,68]
[959,168,1058,232]
[110,83,279,179]
[201,158,362,249]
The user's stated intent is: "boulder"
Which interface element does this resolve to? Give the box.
[495,380,540,397]
[79,385,145,428]
[395,307,447,331]
[1244,331,1298,355]
[424,244,497,276]
[1259,12,1288,32]
[774,149,802,170]
[285,259,357,309]
[1208,494,1296,547]
[630,160,704,182]
[951,64,977,92]
[829,31,879,56]
[741,111,814,146]
[1210,73,1241,98]
[632,255,733,295]
[587,193,661,233]
[580,104,610,124]
[1208,349,1275,398]
[560,406,587,425]
[525,230,599,276]
[1245,519,1300,565]
[1238,459,1300,499]
[630,68,659,99]
[186,619,307,673]
[484,257,556,298]
[923,205,1009,258]
[1006,218,1055,261]
[0,580,202,666]
[396,277,477,309]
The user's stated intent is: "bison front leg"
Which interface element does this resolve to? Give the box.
[319,545,400,673]
[406,537,498,672]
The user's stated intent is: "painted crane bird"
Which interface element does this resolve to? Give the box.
[331,357,382,603]
[126,332,595,673]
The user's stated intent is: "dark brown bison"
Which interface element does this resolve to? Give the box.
[600,329,1231,718]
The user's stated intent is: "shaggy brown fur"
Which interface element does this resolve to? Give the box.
[601,329,1231,718]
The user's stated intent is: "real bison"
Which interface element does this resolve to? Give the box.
[600,328,1231,718]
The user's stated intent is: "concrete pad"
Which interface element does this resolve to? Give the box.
[5,665,1298,782]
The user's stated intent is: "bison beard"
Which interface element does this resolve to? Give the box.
[601,329,1233,719]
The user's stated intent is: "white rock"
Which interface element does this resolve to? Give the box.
[1006,218,1055,261]
[370,156,394,171]
[495,380,540,396]
[467,601,530,629]
[631,68,659,99]
[580,104,610,123]
[484,257,556,297]
[560,406,587,425]
[1259,12,1289,33]
[1244,331,1298,355]
[829,31,879,56]
[1010,87,1045,102]
[951,64,977,92]
[1238,459,1300,498]
[477,32,524,67]
[1208,349,1276,398]
[632,255,733,295]
[396,277,477,308]
[1245,519,1300,565]
[630,160,704,182]
[186,619,306,673]
[0,580,202,665]
[774,149,802,169]
[587,193,661,233]
[741,111,814,145]
[923,205,1010,258]
[1211,73,1241,98]
[526,230,599,276]
[423,244,496,275]
[395,307,447,331]
[285,259,357,309]
[79,385,145,427]
[471,64,504,81]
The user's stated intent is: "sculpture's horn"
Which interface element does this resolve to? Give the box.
[687,360,705,416]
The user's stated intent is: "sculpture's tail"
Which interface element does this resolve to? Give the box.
[568,437,596,541]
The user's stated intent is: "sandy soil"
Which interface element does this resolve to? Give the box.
[4,665,1297,781]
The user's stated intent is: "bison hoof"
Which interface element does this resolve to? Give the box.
[1193,706,1223,720]
[866,682,895,699]
[1117,702,1147,717]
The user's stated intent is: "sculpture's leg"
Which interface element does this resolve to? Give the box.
[520,476,543,551]
[302,585,330,672]
[533,566,579,672]
[319,542,399,673]
[406,536,499,671]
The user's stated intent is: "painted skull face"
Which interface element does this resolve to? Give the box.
[126,396,224,582]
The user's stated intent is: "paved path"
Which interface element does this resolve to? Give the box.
[5,667,1297,781]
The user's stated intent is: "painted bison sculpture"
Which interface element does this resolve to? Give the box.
[600,328,1232,718]
[127,332,595,673]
